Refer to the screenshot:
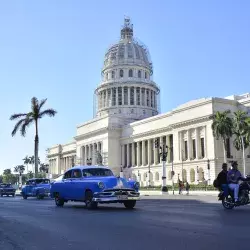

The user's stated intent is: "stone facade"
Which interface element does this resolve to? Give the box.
[47,18,250,186]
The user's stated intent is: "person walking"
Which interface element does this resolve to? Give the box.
[186,182,190,195]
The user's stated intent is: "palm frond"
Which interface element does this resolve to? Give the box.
[31,97,39,116]
[39,108,57,118]
[20,117,34,136]
[38,98,47,111]
[11,118,26,137]
[10,113,27,121]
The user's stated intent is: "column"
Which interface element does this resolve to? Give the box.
[140,88,142,106]
[121,145,125,167]
[195,128,200,159]
[142,140,145,166]
[144,89,147,106]
[166,135,171,163]
[204,126,207,158]
[149,90,151,107]
[106,89,109,107]
[134,87,137,106]
[179,131,183,161]
[122,87,124,105]
[92,144,96,165]
[127,144,130,167]
[187,130,191,160]
[84,146,87,165]
[132,143,135,167]
[154,138,158,165]
[128,87,130,105]
[148,139,151,165]
[137,141,140,166]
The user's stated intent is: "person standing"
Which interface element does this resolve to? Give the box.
[186,182,190,195]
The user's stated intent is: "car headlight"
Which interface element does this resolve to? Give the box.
[98,182,105,189]
[134,182,140,189]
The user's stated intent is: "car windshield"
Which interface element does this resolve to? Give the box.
[0,184,12,188]
[35,179,50,184]
[82,168,113,177]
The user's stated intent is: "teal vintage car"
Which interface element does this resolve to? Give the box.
[50,166,140,209]
[21,178,51,199]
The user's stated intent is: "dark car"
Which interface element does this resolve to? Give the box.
[0,183,16,197]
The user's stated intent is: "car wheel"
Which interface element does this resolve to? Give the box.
[55,194,64,207]
[0,194,3,197]
[22,195,27,199]
[124,200,136,209]
[85,190,98,209]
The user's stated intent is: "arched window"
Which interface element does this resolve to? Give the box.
[111,71,115,79]
[145,72,148,79]
[138,70,141,78]
[119,69,124,78]
[190,169,195,183]
[129,69,133,77]
[106,73,108,80]
[155,172,159,181]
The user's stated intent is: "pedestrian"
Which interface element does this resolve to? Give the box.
[186,182,190,195]
[178,180,183,194]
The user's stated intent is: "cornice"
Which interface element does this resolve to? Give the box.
[77,115,109,129]
[120,115,212,141]
[74,127,108,141]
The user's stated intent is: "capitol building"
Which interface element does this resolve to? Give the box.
[48,18,250,186]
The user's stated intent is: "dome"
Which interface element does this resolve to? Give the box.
[102,18,153,74]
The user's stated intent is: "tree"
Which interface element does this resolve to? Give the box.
[39,163,49,173]
[10,97,57,177]
[211,110,233,163]
[23,155,30,173]
[232,110,250,176]
[27,171,34,179]
[2,169,16,184]
[14,165,25,188]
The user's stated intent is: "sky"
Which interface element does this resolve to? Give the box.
[0,0,249,174]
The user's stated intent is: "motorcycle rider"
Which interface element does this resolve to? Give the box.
[227,161,243,203]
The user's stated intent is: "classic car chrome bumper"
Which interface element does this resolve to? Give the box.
[93,189,140,203]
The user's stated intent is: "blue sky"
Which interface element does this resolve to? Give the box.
[0,1,249,174]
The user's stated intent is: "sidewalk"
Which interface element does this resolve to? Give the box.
[139,190,218,196]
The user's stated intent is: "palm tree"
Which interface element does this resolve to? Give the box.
[10,97,57,177]
[232,110,250,176]
[211,110,233,163]
[23,156,30,173]
[39,163,49,173]
[29,156,35,172]
[14,165,25,188]
[3,169,12,176]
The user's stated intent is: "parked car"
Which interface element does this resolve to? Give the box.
[0,183,16,197]
[50,166,140,209]
[21,178,51,199]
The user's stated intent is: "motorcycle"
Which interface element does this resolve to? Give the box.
[218,176,250,209]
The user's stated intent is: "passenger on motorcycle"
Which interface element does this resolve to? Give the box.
[217,163,228,194]
[227,161,242,203]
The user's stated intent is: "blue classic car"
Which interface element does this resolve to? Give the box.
[50,166,140,209]
[21,178,51,199]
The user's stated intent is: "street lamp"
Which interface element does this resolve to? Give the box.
[154,139,168,192]
[181,149,184,182]
[148,164,151,188]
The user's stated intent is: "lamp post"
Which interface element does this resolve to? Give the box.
[138,170,140,183]
[120,166,123,178]
[207,159,210,185]
[148,164,151,188]
[154,139,168,192]
[181,149,184,181]
[170,146,175,194]
[197,166,199,183]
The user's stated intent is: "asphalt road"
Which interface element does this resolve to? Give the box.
[0,195,250,250]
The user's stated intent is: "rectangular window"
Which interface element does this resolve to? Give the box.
[136,87,140,105]
[141,88,145,106]
[112,88,116,106]
[192,139,196,159]
[201,138,205,158]
[150,90,153,107]
[130,87,134,105]
[184,141,188,160]
[118,87,122,105]
[124,87,128,105]
[146,90,149,106]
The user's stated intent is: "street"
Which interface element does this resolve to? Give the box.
[0,195,250,250]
